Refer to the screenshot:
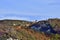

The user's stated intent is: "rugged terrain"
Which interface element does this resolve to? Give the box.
[0,18,60,40]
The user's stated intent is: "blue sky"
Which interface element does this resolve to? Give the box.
[0,0,60,21]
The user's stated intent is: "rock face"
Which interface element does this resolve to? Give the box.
[30,21,57,34]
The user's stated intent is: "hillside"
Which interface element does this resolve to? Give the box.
[0,19,60,40]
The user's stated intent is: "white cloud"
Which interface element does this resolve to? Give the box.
[0,16,32,21]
